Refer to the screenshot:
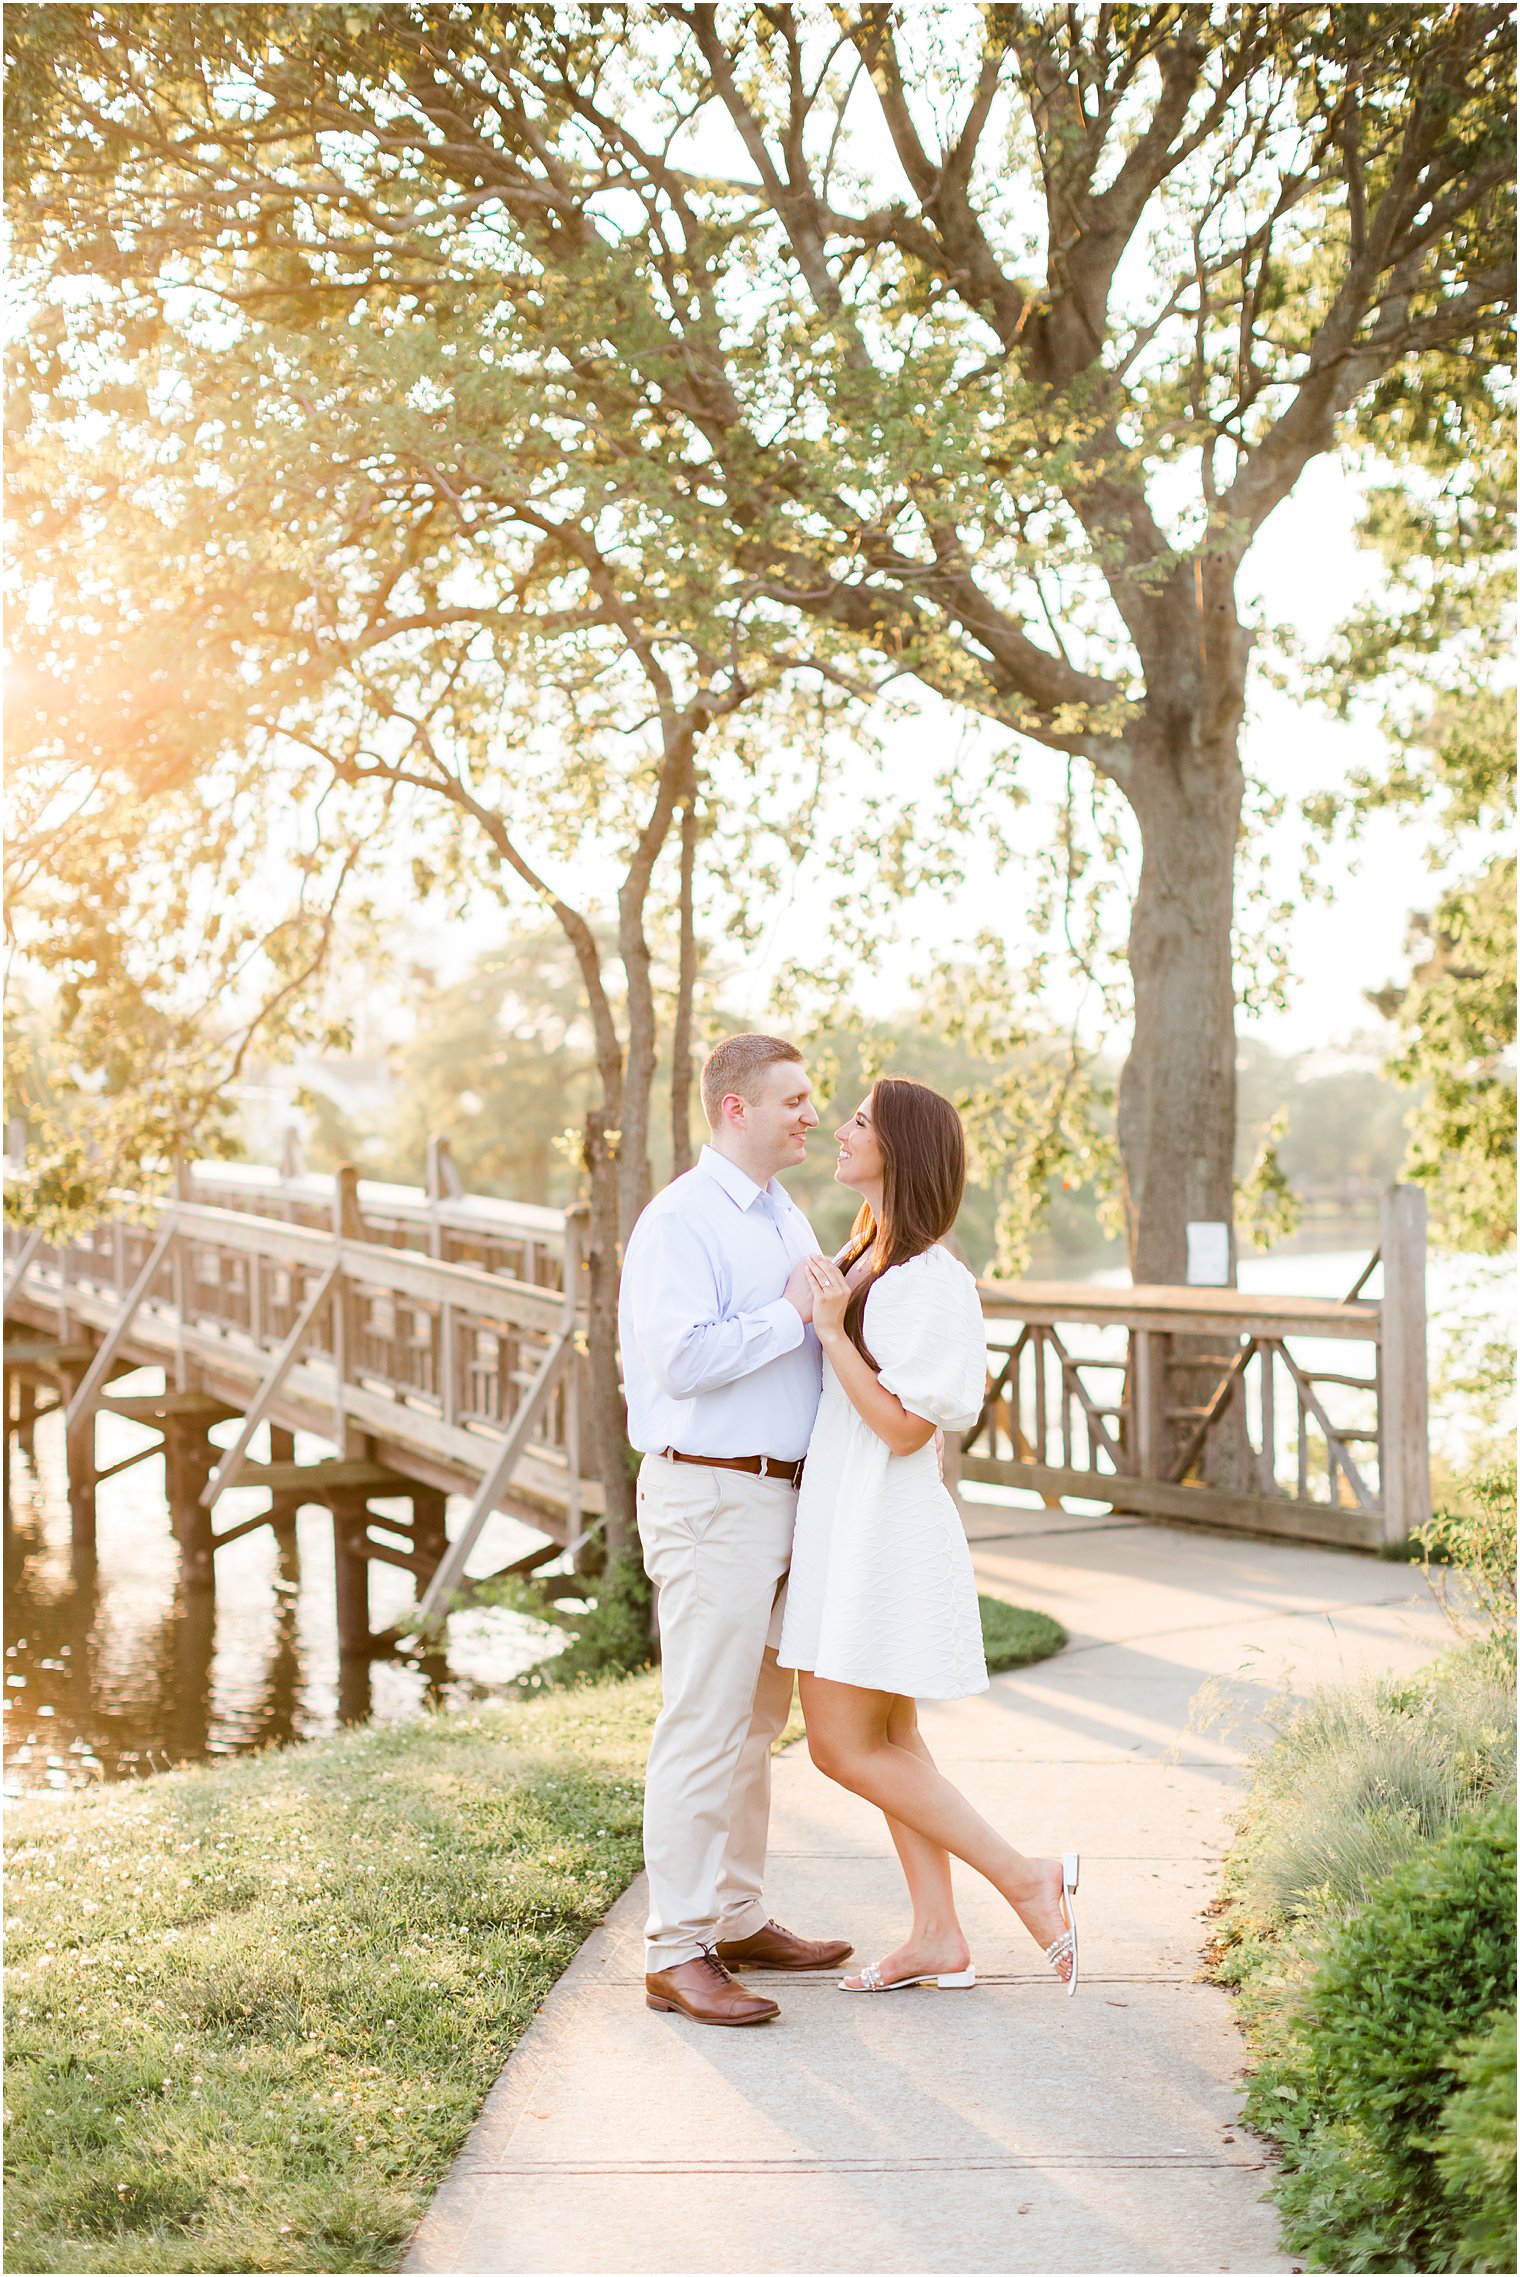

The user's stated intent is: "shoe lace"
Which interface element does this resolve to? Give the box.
[696,1945,735,1983]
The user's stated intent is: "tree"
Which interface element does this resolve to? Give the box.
[1304,280,1515,1257]
[12,1,1509,1279]
[5,65,889,1545]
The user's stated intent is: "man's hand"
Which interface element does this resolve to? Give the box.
[783,1252,818,1324]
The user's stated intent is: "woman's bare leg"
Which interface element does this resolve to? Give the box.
[801,1671,1070,1970]
[845,1696,970,1985]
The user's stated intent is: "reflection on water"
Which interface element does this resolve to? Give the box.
[3,1373,563,1796]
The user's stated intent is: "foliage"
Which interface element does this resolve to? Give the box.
[1265,1802,1517,2273]
[367,929,602,1205]
[490,1553,659,1694]
[1235,1104,1303,1255]
[1416,1459,1519,1649]
[1433,2006,1518,2275]
[787,983,1118,1274]
[1377,861,1517,1255]
[6,3,1512,1284]
[1314,331,1517,1259]
[977,1595,1067,1675]
[1223,1652,1517,1931]
[1214,1638,1518,2274]
[2,1676,659,2273]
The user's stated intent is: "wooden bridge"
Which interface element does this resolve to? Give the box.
[4,1149,1429,1659]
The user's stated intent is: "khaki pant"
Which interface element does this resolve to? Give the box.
[635,1453,798,1969]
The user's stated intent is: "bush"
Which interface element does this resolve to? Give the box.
[1435,2007,1518,2274]
[1226,1652,1516,1928]
[1253,1802,1517,2271]
[978,1594,1067,1673]
[508,1550,656,1691]
[1417,1457,1518,1650]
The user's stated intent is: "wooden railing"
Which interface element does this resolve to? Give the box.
[4,1158,598,1587]
[6,1152,1430,1569]
[964,1187,1429,1551]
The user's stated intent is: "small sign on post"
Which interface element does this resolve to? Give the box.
[1185,1221,1231,1287]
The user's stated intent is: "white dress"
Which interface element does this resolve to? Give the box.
[778,1244,989,1700]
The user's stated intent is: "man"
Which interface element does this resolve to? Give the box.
[618,1033,853,2026]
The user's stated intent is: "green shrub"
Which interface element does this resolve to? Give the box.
[1435,2007,1518,2273]
[978,1595,1066,1672]
[508,1551,656,1690]
[1226,1653,1516,1928]
[1417,1457,1518,1650]
[1253,1802,1517,2271]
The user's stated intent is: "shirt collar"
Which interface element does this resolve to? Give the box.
[698,1143,785,1214]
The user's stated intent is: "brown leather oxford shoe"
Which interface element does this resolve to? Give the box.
[645,1950,780,2026]
[714,1917,854,1972]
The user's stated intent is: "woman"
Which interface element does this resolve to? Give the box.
[777,1076,1079,1995]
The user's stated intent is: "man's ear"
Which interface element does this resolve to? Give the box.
[720,1090,747,1130]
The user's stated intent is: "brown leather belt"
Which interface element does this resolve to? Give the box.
[661,1447,804,1487]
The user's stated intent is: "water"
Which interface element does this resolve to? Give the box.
[5,1245,1509,1796]
[3,1367,566,1798]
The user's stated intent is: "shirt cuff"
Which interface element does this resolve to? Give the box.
[758,1295,806,1353]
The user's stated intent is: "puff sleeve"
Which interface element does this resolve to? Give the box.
[865,1248,987,1432]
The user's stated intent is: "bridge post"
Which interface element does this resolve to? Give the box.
[426,1139,461,1430]
[164,1406,218,1586]
[1380,1184,1431,1546]
[409,1486,448,1586]
[267,1425,301,1548]
[330,1165,370,1460]
[59,1356,99,1560]
[330,1491,371,1658]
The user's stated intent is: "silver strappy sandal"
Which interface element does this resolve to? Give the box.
[840,1961,977,1992]
[1041,1851,1080,1996]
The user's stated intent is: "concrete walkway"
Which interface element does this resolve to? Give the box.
[407,1497,1449,2276]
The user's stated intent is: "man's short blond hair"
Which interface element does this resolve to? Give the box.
[700,1033,804,1129]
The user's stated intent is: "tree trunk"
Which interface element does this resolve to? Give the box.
[1117,583,1250,1287]
[670,793,698,1179]
[582,1107,635,1555]
[1117,586,1251,1484]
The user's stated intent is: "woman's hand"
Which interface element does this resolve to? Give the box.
[805,1252,851,1342]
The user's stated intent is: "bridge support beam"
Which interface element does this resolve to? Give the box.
[60,1357,99,1561]
[164,1402,221,1586]
[267,1425,302,1549]
[409,1487,448,1585]
[330,1492,372,1660]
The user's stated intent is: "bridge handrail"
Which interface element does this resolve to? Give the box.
[185,1160,566,1242]
[976,1277,1382,1343]
[13,1197,580,1337]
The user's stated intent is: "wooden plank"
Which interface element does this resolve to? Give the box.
[1278,1346,1377,1509]
[979,1278,1382,1342]
[1380,1185,1430,1545]
[958,1454,1385,1550]
[63,1219,179,1423]
[2,1335,95,1368]
[411,1326,575,1628]
[94,1441,166,1485]
[230,1458,408,1495]
[3,1228,44,1310]
[100,1390,239,1422]
[199,1262,340,1503]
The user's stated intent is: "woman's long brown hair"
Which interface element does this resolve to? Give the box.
[837,1077,966,1368]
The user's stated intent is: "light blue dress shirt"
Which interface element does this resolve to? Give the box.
[618,1145,824,1460]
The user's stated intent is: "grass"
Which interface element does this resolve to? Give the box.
[3,1675,660,2275]
[1221,1642,1517,1927]
[4,1588,1062,2274]
[978,1593,1067,1672]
